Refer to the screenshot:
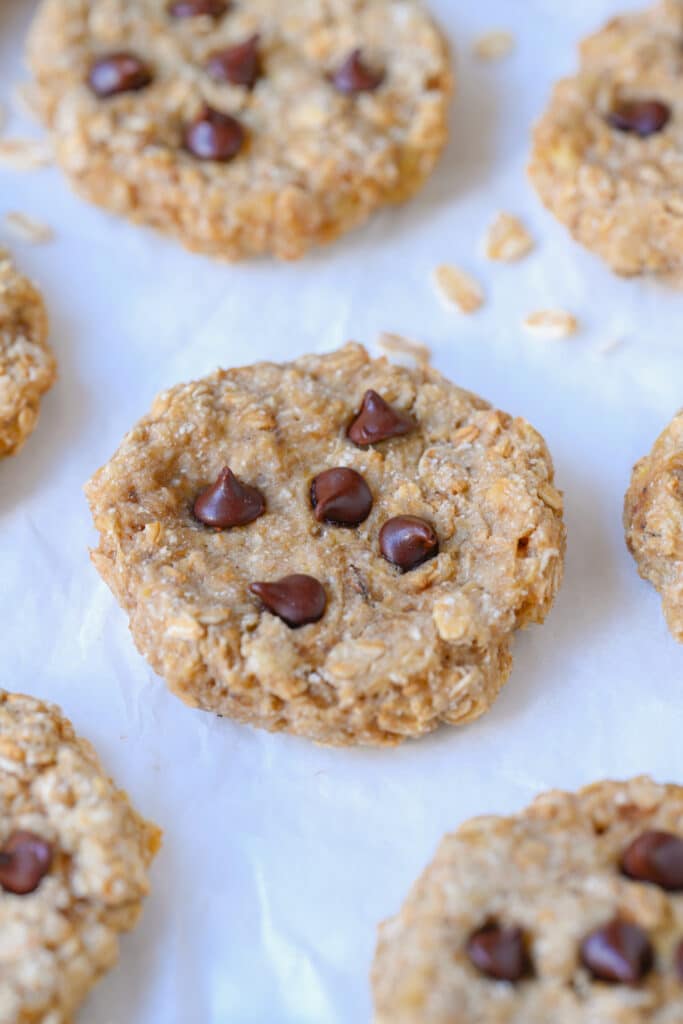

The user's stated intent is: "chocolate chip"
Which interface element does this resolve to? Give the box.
[193,467,265,529]
[380,515,439,572]
[607,100,671,138]
[466,923,531,982]
[311,468,373,527]
[185,106,245,162]
[249,575,327,628]
[621,830,683,891]
[580,919,654,984]
[88,53,153,99]
[331,49,385,95]
[206,36,261,89]
[0,831,53,895]
[168,0,229,17]
[347,390,414,447]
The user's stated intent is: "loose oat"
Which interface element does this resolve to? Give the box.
[5,212,54,244]
[522,309,578,340]
[472,30,515,61]
[85,343,565,747]
[0,138,51,170]
[433,265,484,314]
[483,212,534,262]
[377,331,431,366]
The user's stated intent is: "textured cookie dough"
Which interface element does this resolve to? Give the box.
[0,251,56,458]
[27,0,453,261]
[625,410,683,642]
[529,0,683,277]
[373,777,683,1023]
[0,691,161,1024]
[85,343,565,746]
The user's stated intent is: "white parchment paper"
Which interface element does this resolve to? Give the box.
[1,1,683,1020]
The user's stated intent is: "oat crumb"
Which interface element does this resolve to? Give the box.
[5,211,54,244]
[483,213,534,262]
[0,137,52,170]
[433,265,484,315]
[473,30,515,61]
[522,309,578,340]
[377,332,431,366]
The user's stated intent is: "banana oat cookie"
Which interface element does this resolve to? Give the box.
[27,0,452,261]
[625,410,683,642]
[85,343,565,746]
[0,690,160,1023]
[373,777,683,1023]
[529,1,683,277]
[0,251,56,458]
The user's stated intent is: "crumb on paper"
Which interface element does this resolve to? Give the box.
[377,332,431,366]
[5,211,54,244]
[473,30,515,61]
[522,309,578,340]
[483,213,534,262]
[433,265,484,315]
[0,138,52,170]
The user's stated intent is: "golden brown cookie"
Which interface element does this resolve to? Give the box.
[85,343,565,746]
[27,0,453,260]
[529,1,683,277]
[0,251,56,458]
[0,690,161,1023]
[625,410,683,642]
[373,777,683,1023]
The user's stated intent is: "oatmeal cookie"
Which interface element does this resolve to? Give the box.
[0,690,160,1024]
[373,777,683,1023]
[0,251,56,458]
[27,0,452,261]
[625,410,683,642]
[85,343,565,747]
[529,1,683,277]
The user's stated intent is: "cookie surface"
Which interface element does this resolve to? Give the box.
[373,777,683,1023]
[85,343,565,746]
[27,0,452,261]
[0,251,56,458]
[0,690,160,1024]
[625,410,683,642]
[529,0,683,277]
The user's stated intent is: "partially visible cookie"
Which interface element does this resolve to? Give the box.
[27,0,453,261]
[0,251,56,458]
[85,342,565,747]
[373,777,683,1023]
[529,1,683,277]
[625,410,683,642]
[0,690,161,1023]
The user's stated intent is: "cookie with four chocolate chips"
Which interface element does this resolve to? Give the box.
[27,0,453,260]
[625,410,683,642]
[85,343,565,746]
[0,690,161,1024]
[373,777,683,1023]
[529,0,683,277]
[0,251,56,459]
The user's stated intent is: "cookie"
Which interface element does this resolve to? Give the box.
[529,1,683,277]
[85,343,565,746]
[0,690,160,1023]
[625,410,683,642]
[27,0,452,261]
[373,777,683,1023]
[0,251,56,458]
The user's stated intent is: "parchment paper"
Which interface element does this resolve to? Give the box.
[1,1,682,1020]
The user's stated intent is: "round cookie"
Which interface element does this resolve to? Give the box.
[0,690,160,1023]
[0,251,56,458]
[625,410,683,642]
[85,343,565,746]
[373,777,683,1023]
[529,1,683,277]
[27,0,453,261]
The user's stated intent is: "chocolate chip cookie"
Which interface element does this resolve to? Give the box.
[27,0,452,261]
[529,1,683,277]
[373,777,683,1023]
[0,690,161,1023]
[85,343,565,746]
[0,251,56,458]
[625,410,683,642]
